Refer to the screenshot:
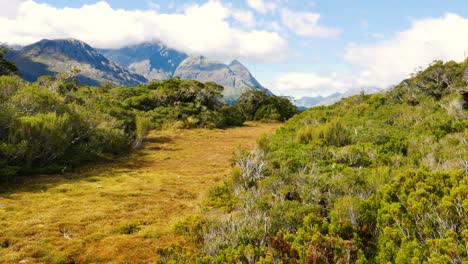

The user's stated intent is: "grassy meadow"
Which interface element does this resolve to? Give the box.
[0,122,280,263]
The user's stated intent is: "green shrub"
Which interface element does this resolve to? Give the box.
[204,183,237,211]
[118,222,140,234]
[174,216,206,244]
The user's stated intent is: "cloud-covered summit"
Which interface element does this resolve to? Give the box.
[0,0,288,63]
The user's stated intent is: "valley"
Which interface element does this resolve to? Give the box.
[0,122,280,263]
[0,2,467,262]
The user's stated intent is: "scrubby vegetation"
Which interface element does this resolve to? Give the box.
[162,60,468,263]
[237,88,298,122]
[0,58,297,179]
[0,74,259,179]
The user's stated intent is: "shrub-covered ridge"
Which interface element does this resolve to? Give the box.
[164,60,468,263]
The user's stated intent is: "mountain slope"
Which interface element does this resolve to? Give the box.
[174,55,267,100]
[0,48,19,76]
[100,42,188,81]
[5,39,146,86]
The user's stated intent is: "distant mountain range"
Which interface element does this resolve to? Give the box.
[3,38,267,100]
[2,38,380,104]
[295,92,343,108]
[295,87,383,108]
[4,39,146,86]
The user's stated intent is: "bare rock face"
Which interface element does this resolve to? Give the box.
[174,55,266,100]
[100,42,188,81]
[5,38,146,86]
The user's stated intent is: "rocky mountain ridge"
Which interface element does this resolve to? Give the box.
[5,39,267,100]
[5,38,146,86]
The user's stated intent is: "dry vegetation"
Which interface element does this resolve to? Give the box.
[0,122,280,263]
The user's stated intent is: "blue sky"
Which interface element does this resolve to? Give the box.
[1,0,468,98]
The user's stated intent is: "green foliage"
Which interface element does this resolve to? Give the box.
[174,216,206,244]
[204,182,237,211]
[118,222,141,234]
[390,59,468,103]
[237,88,298,122]
[0,76,253,179]
[220,105,245,127]
[162,59,468,262]
[156,244,200,264]
[132,115,153,148]
[376,169,467,263]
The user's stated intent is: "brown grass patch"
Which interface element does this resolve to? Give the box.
[0,122,280,263]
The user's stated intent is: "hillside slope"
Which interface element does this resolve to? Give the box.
[161,59,468,263]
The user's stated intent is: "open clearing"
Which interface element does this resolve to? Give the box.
[0,122,280,263]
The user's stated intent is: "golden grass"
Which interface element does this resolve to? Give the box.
[0,122,280,263]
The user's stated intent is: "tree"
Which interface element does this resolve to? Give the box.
[237,87,269,120]
[237,88,297,122]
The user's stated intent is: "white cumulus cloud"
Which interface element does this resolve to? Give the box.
[231,8,256,28]
[0,0,24,18]
[269,72,350,98]
[246,0,278,14]
[272,13,468,98]
[0,0,288,63]
[280,8,340,38]
[345,13,468,88]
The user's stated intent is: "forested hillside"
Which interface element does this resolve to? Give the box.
[162,60,468,263]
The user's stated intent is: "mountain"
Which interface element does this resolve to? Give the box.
[174,55,267,100]
[0,43,23,51]
[0,48,19,76]
[102,45,267,100]
[4,39,268,100]
[5,39,146,86]
[296,87,383,108]
[100,42,188,81]
[295,92,342,108]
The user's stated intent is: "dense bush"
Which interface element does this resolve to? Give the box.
[1,74,279,179]
[0,76,138,178]
[237,88,298,122]
[163,59,468,262]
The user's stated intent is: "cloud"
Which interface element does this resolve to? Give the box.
[0,0,24,19]
[231,8,256,28]
[345,13,468,88]
[147,1,160,11]
[0,0,288,63]
[371,33,385,39]
[246,0,277,14]
[280,8,340,38]
[269,72,350,98]
[272,13,468,99]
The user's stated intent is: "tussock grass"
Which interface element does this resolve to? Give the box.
[0,122,280,263]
